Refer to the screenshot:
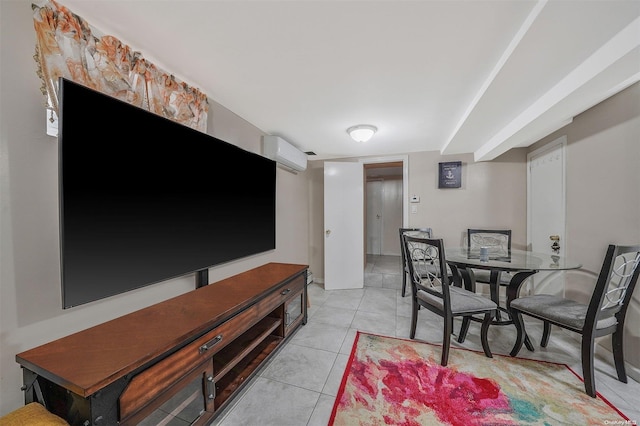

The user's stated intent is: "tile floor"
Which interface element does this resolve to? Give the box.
[213,255,640,425]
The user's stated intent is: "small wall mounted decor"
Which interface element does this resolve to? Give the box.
[438,161,462,188]
[32,0,209,132]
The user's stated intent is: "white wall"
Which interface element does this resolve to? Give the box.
[0,1,309,415]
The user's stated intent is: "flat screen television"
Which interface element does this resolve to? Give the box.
[58,78,276,308]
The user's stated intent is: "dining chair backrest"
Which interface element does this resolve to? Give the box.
[399,228,433,297]
[402,235,451,306]
[399,228,432,267]
[467,229,511,257]
[399,228,432,257]
[588,244,640,332]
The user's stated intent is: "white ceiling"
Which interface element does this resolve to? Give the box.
[59,0,640,161]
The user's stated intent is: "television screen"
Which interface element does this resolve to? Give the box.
[58,78,276,308]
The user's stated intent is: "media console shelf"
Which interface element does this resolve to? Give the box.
[16,262,308,426]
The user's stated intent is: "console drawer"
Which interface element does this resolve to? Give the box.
[260,274,305,314]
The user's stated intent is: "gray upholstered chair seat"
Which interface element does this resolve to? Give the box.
[510,295,618,331]
[418,286,497,315]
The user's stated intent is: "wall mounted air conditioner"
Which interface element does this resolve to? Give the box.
[262,135,307,172]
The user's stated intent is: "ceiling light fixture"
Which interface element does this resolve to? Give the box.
[347,124,377,143]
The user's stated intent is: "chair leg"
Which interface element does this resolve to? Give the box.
[458,317,471,343]
[582,336,596,397]
[489,272,502,321]
[509,310,526,357]
[524,333,535,352]
[541,321,551,347]
[442,312,452,366]
[409,298,418,339]
[612,329,628,383]
[480,312,493,358]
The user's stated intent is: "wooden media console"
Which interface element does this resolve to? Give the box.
[16,262,308,425]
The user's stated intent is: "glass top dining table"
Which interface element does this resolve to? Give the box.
[446,247,582,273]
[445,247,582,351]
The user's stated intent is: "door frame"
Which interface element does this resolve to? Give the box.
[361,155,409,263]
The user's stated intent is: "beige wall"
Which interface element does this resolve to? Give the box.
[406,150,527,249]
[0,1,309,415]
[308,149,528,282]
[529,82,640,377]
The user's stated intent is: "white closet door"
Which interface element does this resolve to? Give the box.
[528,136,566,295]
[366,180,383,255]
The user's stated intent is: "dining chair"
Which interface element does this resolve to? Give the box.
[402,234,497,366]
[509,244,640,397]
[466,229,513,314]
[399,227,433,297]
[467,228,512,279]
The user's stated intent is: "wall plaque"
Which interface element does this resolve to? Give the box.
[438,161,462,188]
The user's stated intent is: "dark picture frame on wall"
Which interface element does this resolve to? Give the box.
[438,161,462,188]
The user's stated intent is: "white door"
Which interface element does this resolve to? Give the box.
[324,162,364,290]
[366,180,383,255]
[381,179,403,255]
[527,136,566,295]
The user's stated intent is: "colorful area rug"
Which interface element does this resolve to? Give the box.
[329,332,630,426]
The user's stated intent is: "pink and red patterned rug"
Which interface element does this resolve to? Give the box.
[329,332,630,425]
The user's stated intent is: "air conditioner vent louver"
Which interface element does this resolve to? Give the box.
[262,136,307,171]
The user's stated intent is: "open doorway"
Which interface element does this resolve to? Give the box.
[363,160,407,289]
[365,162,404,256]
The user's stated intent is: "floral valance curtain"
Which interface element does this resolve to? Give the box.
[32,0,208,132]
